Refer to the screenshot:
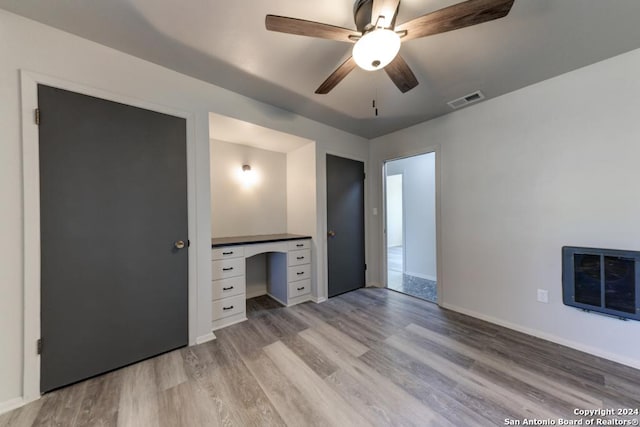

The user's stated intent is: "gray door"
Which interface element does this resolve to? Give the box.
[326,154,365,297]
[38,85,188,392]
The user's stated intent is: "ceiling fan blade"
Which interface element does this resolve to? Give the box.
[371,0,401,27]
[315,57,357,94]
[396,0,515,42]
[266,15,359,42]
[384,55,419,93]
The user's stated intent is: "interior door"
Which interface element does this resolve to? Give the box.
[326,154,365,297]
[38,85,189,392]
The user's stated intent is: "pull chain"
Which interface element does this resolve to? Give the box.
[370,70,381,117]
[375,71,381,117]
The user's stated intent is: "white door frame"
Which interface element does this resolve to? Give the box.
[20,70,199,402]
[381,146,442,304]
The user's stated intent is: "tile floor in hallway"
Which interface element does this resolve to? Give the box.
[387,246,437,303]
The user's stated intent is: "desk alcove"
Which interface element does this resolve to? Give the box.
[211,234,312,330]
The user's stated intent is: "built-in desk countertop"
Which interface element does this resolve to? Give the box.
[210,234,313,330]
[211,233,311,248]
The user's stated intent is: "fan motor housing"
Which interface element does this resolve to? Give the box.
[353,0,400,32]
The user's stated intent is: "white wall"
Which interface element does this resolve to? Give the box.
[386,154,437,280]
[0,9,368,408]
[369,47,640,368]
[210,139,287,237]
[287,143,317,237]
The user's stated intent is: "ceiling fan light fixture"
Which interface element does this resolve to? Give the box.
[352,28,401,71]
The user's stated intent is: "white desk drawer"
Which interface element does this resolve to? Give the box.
[288,239,311,251]
[212,294,245,321]
[289,279,311,298]
[212,276,245,300]
[288,249,310,267]
[212,258,245,280]
[288,265,310,282]
[212,246,244,260]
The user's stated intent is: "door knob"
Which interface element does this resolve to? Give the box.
[327,230,336,237]
[174,240,186,249]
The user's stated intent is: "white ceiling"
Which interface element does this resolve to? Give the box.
[3,0,640,138]
[210,113,313,153]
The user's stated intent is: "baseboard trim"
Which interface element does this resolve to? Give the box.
[195,332,216,345]
[212,315,247,331]
[0,397,26,415]
[312,296,327,304]
[366,282,384,288]
[441,302,640,370]
[404,271,437,282]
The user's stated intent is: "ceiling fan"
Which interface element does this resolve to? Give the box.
[266,0,515,94]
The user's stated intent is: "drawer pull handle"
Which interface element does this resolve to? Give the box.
[297,286,305,291]
[296,256,305,260]
[222,267,234,271]
[223,305,234,311]
[222,251,234,255]
[222,286,234,291]
[296,243,304,247]
[297,271,304,275]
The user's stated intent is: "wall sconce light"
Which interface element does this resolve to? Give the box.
[239,163,258,188]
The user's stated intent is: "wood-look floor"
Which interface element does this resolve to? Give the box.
[2,288,639,426]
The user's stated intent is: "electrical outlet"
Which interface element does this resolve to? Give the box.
[537,289,549,304]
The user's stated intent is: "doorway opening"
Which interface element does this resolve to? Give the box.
[384,152,437,303]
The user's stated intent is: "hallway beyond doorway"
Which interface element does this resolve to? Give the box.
[384,151,438,304]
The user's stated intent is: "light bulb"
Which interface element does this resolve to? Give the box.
[352,29,401,71]
[236,164,258,188]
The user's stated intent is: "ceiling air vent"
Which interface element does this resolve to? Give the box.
[447,90,485,109]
